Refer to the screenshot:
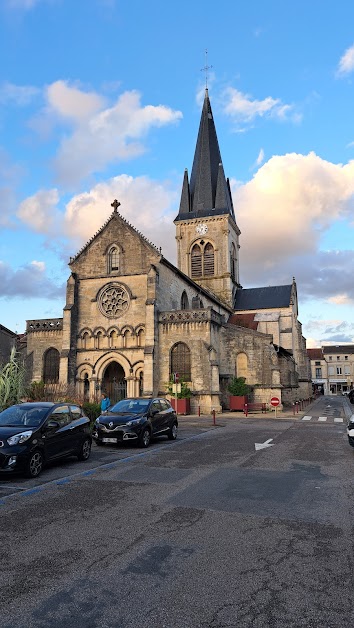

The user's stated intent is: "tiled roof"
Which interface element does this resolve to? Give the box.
[228,313,258,330]
[307,348,323,360]
[234,285,292,311]
[322,345,354,354]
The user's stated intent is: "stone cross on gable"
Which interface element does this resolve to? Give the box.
[111,199,121,212]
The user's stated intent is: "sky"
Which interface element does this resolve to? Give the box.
[1,0,354,348]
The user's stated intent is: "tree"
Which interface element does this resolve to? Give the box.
[227,376,252,396]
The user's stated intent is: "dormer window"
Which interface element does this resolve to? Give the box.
[108,245,120,273]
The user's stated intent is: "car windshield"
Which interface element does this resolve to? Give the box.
[0,406,47,427]
[109,399,150,413]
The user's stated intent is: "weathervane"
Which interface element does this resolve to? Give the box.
[200,49,212,88]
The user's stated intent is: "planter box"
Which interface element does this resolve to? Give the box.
[229,395,248,411]
[170,398,191,415]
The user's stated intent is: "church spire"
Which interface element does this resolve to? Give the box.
[175,89,235,221]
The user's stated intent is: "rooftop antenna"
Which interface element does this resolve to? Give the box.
[200,49,212,88]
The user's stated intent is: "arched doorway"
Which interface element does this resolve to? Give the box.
[102,362,127,404]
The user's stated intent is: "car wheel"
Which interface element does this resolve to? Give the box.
[78,438,92,461]
[168,422,178,440]
[139,427,151,448]
[25,450,44,478]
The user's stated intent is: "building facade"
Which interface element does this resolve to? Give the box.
[308,345,354,395]
[24,89,312,411]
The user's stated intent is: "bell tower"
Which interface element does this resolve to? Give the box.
[174,89,241,307]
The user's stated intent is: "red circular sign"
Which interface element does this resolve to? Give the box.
[270,397,280,407]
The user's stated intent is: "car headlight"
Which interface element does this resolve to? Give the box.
[126,418,143,426]
[7,431,33,446]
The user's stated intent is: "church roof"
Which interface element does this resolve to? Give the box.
[233,285,293,311]
[228,313,258,330]
[175,89,235,222]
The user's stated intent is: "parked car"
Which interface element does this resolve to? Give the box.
[348,390,354,404]
[0,402,92,478]
[92,397,178,448]
[347,415,354,447]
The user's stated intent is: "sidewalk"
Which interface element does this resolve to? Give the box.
[176,397,339,428]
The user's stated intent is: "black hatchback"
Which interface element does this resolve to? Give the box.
[92,397,178,448]
[0,402,92,478]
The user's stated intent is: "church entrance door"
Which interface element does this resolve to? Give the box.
[102,362,127,404]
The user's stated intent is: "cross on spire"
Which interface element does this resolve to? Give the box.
[111,199,121,212]
[200,49,213,88]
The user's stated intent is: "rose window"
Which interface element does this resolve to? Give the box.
[98,284,130,318]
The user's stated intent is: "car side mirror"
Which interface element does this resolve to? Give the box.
[150,408,159,416]
[45,419,59,430]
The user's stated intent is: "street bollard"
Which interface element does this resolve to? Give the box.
[212,409,216,425]
[244,403,248,417]
[293,403,295,416]
[198,405,201,417]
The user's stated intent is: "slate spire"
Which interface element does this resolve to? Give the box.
[176,88,235,220]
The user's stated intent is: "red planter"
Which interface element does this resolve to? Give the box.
[170,398,191,415]
[229,395,248,411]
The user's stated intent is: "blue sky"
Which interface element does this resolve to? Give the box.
[1,0,354,347]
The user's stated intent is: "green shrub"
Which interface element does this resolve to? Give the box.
[82,402,101,422]
[165,376,192,399]
[227,377,252,396]
[0,347,25,410]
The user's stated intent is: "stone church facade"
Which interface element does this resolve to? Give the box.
[25,89,311,411]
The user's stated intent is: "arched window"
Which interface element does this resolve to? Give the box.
[43,348,60,383]
[170,342,191,381]
[203,243,214,276]
[82,332,89,350]
[137,329,145,347]
[181,291,189,310]
[83,373,90,400]
[96,331,103,349]
[191,244,202,278]
[139,371,144,396]
[236,353,248,380]
[108,246,120,273]
[109,330,118,348]
[230,243,237,280]
[191,242,215,277]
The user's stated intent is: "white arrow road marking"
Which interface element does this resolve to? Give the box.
[255,438,274,451]
[326,405,331,408]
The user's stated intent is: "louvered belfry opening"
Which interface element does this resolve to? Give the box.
[203,243,214,276]
[191,244,202,278]
[43,348,60,383]
[171,342,191,381]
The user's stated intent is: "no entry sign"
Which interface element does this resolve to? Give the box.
[270,397,280,407]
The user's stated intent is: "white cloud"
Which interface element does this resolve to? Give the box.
[0,259,64,299]
[0,82,39,106]
[233,152,354,302]
[17,188,60,233]
[46,80,105,121]
[222,87,299,124]
[47,86,183,186]
[337,44,354,77]
[250,148,265,170]
[63,174,179,257]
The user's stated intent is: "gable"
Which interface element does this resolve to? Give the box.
[69,212,161,278]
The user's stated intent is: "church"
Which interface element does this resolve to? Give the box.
[25,89,311,412]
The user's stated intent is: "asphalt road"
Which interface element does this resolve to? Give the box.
[0,396,353,628]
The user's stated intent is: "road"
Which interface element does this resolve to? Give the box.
[0,396,353,628]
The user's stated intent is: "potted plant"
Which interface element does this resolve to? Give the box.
[228,376,252,411]
[166,377,192,415]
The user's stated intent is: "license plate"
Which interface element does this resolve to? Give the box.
[102,438,118,443]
